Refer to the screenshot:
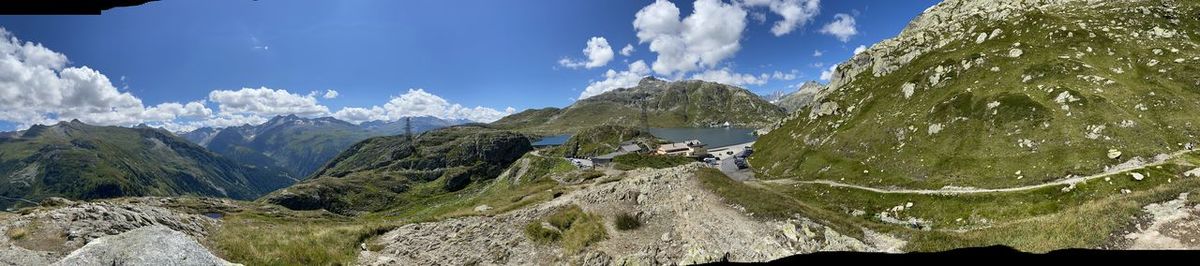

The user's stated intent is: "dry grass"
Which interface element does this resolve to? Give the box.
[211,212,395,266]
[5,226,27,240]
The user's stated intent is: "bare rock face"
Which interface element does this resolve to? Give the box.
[1114,193,1200,249]
[0,197,227,265]
[52,225,238,266]
[358,164,903,265]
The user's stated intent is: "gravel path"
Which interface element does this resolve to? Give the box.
[764,150,1195,195]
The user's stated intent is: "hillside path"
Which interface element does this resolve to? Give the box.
[762,150,1196,195]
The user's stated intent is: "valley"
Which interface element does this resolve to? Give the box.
[2,0,1200,264]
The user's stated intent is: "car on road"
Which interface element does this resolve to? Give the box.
[733,157,748,169]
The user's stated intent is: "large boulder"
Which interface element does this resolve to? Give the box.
[52,225,237,266]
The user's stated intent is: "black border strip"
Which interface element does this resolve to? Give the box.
[0,0,158,15]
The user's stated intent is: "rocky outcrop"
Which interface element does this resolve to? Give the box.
[52,225,237,266]
[357,164,902,265]
[774,81,824,113]
[0,197,229,265]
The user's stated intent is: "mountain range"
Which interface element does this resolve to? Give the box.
[0,120,294,209]
[180,115,468,178]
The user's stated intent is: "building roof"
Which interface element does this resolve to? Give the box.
[618,144,642,153]
[657,143,691,151]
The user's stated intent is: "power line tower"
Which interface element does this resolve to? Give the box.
[640,98,649,131]
[404,117,413,141]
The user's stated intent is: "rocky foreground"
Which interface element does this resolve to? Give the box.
[357,164,904,265]
[0,197,237,266]
[2,164,1200,265]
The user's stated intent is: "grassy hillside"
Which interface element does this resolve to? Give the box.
[551,125,659,158]
[260,125,534,215]
[753,0,1200,189]
[0,121,293,209]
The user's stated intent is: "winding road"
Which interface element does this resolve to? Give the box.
[761,149,1197,195]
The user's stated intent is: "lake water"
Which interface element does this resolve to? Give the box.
[532,134,572,146]
[648,128,756,148]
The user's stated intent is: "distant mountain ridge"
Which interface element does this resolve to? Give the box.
[179,115,467,178]
[492,77,786,133]
[0,120,294,209]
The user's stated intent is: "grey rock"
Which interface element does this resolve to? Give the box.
[52,225,237,266]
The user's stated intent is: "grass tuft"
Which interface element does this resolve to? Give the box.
[521,205,607,253]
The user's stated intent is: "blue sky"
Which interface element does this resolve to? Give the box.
[0,0,940,131]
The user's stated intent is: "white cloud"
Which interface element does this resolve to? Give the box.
[634,0,746,77]
[0,28,214,129]
[579,60,651,100]
[559,36,614,69]
[691,68,769,86]
[208,87,330,117]
[323,89,339,99]
[620,44,636,56]
[853,45,867,55]
[819,64,838,81]
[332,89,514,124]
[819,13,858,42]
[812,50,823,57]
[741,0,821,36]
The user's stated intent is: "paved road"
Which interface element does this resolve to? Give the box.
[764,149,1197,195]
[717,157,754,181]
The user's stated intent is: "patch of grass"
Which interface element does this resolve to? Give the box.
[614,212,641,231]
[613,153,694,170]
[211,210,394,266]
[521,205,607,254]
[563,169,606,183]
[5,226,27,240]
[562,214,607,254]
[524,221,561,244]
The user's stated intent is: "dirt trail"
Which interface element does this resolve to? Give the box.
[763,150,1195,195]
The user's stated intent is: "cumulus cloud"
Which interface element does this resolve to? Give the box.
[741,0,821,36]
[579,60,651,100]
[0,28,520,132]
[853,45,867,55]
[620,44,636,56]
[634,0,746,77]
[208,87,330,117]
[0,28,217,129]
[332,89,514,124]
[820,13,858,42]
[690,69,769,86]
[812,50,823,57]
[559,36,615,69]
[819,64,838,81]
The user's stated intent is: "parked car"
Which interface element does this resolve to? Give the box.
[734,157,749,169]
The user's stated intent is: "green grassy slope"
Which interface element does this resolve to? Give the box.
[753,0,1200,189]
[260,125,534,215]
[551,125,659,158]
